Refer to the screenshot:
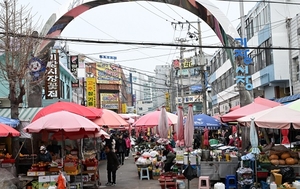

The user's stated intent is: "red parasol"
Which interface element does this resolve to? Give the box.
[93,109,129,128]
[24,111,100,133]
[176,106,184,141]
[133,109,177,127]
[0,123,20,137]
[31,101,101,122]
[184,104,194,147]
[157,106,169,139]
[203,127,209,147]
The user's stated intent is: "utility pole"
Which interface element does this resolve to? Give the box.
[197,19,207,115]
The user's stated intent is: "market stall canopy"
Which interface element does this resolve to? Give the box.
[24,111,100,133]
[285,99,300,111]
[221,103,275,122]
[187,114,223,130]
[0,123,20,137]
[118,114,135,124]
[0,116,19,127]
[0,107,43,122]
[92,109,129,128]
[86,107,103,117]
[237,106,300,129]
[118,113,140,119]
[51,129,110,140]
[133,109,177,127]
[228,97,281,112]
[31,101,101,122]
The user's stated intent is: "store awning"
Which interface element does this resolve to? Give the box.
[274,94,300,103]
[0,107,43,122]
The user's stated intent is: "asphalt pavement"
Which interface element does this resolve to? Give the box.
[95,154,199,189]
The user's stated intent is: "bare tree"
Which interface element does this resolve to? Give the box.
[0,0,40,120]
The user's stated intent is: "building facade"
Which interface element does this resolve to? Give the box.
[210,1,300,115]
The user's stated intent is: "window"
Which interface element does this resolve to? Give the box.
[294,57,300,81]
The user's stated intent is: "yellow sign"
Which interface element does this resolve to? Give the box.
[96,62,121,84]
[182,58,193,68]
[101,93,118,102]
[121,103,127,113]
[86,77,96,107]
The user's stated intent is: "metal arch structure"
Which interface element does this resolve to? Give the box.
[36,0,240,66]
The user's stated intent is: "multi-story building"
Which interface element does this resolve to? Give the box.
[153,65,171,110]
[210,1,300,114]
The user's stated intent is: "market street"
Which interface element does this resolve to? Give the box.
[97,155,199,189]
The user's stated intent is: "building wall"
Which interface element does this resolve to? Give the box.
[210,1,300,113]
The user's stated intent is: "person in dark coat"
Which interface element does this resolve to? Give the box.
[115,134,126,165]
[37,146,52,163]
[105,145,120,186]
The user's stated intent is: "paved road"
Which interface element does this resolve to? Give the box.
[95,154,199,189]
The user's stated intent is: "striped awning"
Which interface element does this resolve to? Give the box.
[0,107,43,122]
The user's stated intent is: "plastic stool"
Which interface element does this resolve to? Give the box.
[140,167,150,180]
[198,176,210,189]
[225,175,237,189]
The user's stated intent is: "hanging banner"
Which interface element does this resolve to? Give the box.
[86,77,96,107]
[45,53,60,99]
[70,55,79,88]
[96,62,121,84]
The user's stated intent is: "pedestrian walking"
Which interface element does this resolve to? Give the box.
[105,145,120,186]
[124,135,131,159]
[115,134,126,165]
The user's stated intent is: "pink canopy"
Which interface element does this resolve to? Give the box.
[133,109,177,127]
[51,129,110,140]
[93,109,129,128]
[176,106,184,141]
[237,106,300,129]
[184,104,194,147]
[24,111,100,133]
[228,97,281,112]
[221,103,274,122]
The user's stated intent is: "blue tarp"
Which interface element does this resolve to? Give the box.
[0,116,19,127]
[274,93,300,103]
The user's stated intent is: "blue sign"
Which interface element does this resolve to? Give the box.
[234,38,253,91]
[99,55,117,60]
[190,85,202,93]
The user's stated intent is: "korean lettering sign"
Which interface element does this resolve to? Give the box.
[86,77,96,107]
[70,55,79,87]
[45,53,60,99]
[234,38,253,91]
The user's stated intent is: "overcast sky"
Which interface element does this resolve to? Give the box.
[23,0,256,76]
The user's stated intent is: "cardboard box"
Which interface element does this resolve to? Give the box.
[38,176,50,182]
[36,171,46,176]
[38,176,56,189]
[27,171,37,176]
[184,156,196,165]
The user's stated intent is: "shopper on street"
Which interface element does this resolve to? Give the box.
[124,135,131,159]
[115,134,126,165]
[105,145,120,186]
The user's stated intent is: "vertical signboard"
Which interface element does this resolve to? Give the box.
[86,77,96,107]
[70,55,79,87]
[45,53,60,99]
[234,38,253,91]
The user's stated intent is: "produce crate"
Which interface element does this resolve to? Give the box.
[64,166,78,172]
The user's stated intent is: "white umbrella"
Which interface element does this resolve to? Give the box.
[157,106,169,139]
[250,118,260,154]
[184,105,194,147]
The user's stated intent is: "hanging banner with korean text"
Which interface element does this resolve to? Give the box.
[45,53,60,99]
[96,62,121,84]
[70,55,79,87]
[86,77,96,107]
[234,38,253,91]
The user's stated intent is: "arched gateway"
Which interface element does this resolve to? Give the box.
[37,0,240,58]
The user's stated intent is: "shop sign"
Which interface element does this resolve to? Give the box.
[45,53,60,99]
[70,55,79,87]
[181,58,193,68]
[175,97,182,104]
[96,62,121,84]
[100,93,118,102]
[102,104,118,109]
[183,96,195,104]
[121,103,127,113]
[234,38,253,91]
[86,77,96,107]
